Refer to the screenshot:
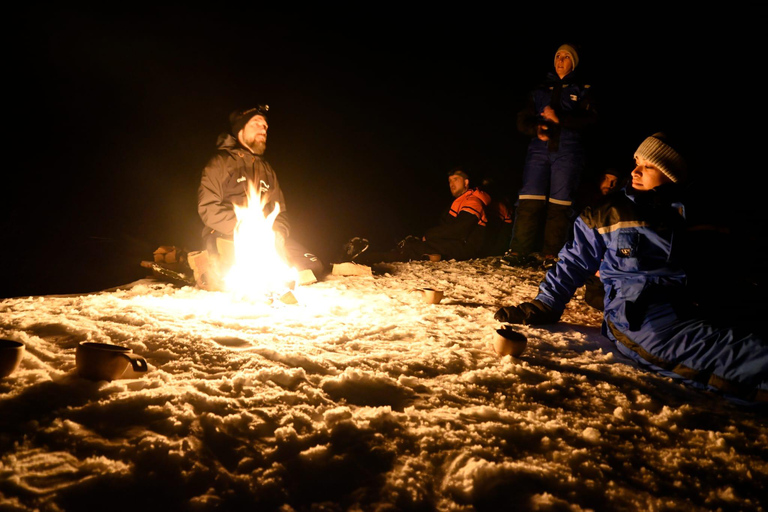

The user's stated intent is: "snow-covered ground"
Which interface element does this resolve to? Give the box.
[1,258,766,511]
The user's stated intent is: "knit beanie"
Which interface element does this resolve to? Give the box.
[555,44,579,70]
[633,132,687,183]
[229,105,269,136]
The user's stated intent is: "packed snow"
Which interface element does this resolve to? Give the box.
[1,258,766,511]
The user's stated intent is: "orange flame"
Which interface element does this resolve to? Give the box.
[224,182,298,299]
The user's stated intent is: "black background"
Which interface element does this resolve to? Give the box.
[4,8,762,298]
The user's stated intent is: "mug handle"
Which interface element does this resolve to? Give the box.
[121,353,148,373]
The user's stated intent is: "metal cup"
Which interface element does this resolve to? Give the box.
[492,328,527,357]
[421,288,444,304]
[76,342,148,381]
[0,339,25,378]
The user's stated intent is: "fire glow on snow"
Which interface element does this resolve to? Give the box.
[1,258,766,511]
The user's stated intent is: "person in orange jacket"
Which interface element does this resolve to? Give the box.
[346,168,495,264]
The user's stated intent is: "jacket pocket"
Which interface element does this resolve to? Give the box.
[615,232,639,270]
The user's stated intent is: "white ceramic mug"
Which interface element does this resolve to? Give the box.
[76,342,148,381]
[0,339,25,378]
[492,328,528,357]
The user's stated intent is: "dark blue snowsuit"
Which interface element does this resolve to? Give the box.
[535,184,767,404]
[511,70,596,257]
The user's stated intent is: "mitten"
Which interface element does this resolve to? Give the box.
[495,300,560,325]
[494,305,527,324]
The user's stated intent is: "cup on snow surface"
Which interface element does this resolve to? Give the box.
[76,341,148,381]
[0,339,25,378]
[492,328,527,357]
[421,288,444,304]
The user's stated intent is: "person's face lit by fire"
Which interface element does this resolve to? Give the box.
[631,156,672,191]
[239,115,268,155]
[448,174,469,198]
[554,51,574,79]
[599,173,619,195]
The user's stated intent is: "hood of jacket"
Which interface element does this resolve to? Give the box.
[215,132,262,157]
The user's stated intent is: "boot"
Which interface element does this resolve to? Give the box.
[542,202,573,257]
[508,199,547,256]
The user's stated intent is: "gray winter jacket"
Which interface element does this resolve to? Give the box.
[198,133,290,239]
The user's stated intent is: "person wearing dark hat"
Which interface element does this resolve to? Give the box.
[494,132,768,405]
[570,166,628,310]
[502,42,597,269]
[345,167,494,264]
[597,168,622,196]
[197,105,324,286]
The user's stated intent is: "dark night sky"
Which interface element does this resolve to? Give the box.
[5,8,762,297]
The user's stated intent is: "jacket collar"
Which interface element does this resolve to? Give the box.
[216,132,261,157]
[624,182,683,206]
[544,69,580,86]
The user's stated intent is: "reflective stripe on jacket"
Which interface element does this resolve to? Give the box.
[534,184,767,402]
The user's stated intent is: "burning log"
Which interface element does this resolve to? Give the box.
[187,182,312,299]
[187,246,316,293]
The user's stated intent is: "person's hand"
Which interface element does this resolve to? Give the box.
[536,124,550,141]
[494,305,528,324]
[494,300,559,325]
[541,106,559,124]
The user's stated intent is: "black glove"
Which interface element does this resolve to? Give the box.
[494,305,527,324]
[494,300,560,325]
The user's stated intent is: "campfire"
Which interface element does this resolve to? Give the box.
[224,182,298,301]
[186,183,313,303]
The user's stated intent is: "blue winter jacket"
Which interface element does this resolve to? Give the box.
[535,184,767,403]
[517,70,596,151]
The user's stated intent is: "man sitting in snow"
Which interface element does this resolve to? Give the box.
[494,132,767,405]
[196,105,324,284]
[347,168,495,265]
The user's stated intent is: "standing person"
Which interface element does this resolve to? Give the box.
[502,43,597,269]
[346,168,492,265]
[494,132,767,405]
[197,105,323,285]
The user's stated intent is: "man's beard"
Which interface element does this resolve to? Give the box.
[241,134,266,155]
[247,140,266,155]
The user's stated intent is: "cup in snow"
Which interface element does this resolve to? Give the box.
[0,339,25,378]
[492,328,527,357]
[419,288,444,304]
[76,341,148,381]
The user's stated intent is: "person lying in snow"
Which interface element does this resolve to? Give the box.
[494,132,767,405]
